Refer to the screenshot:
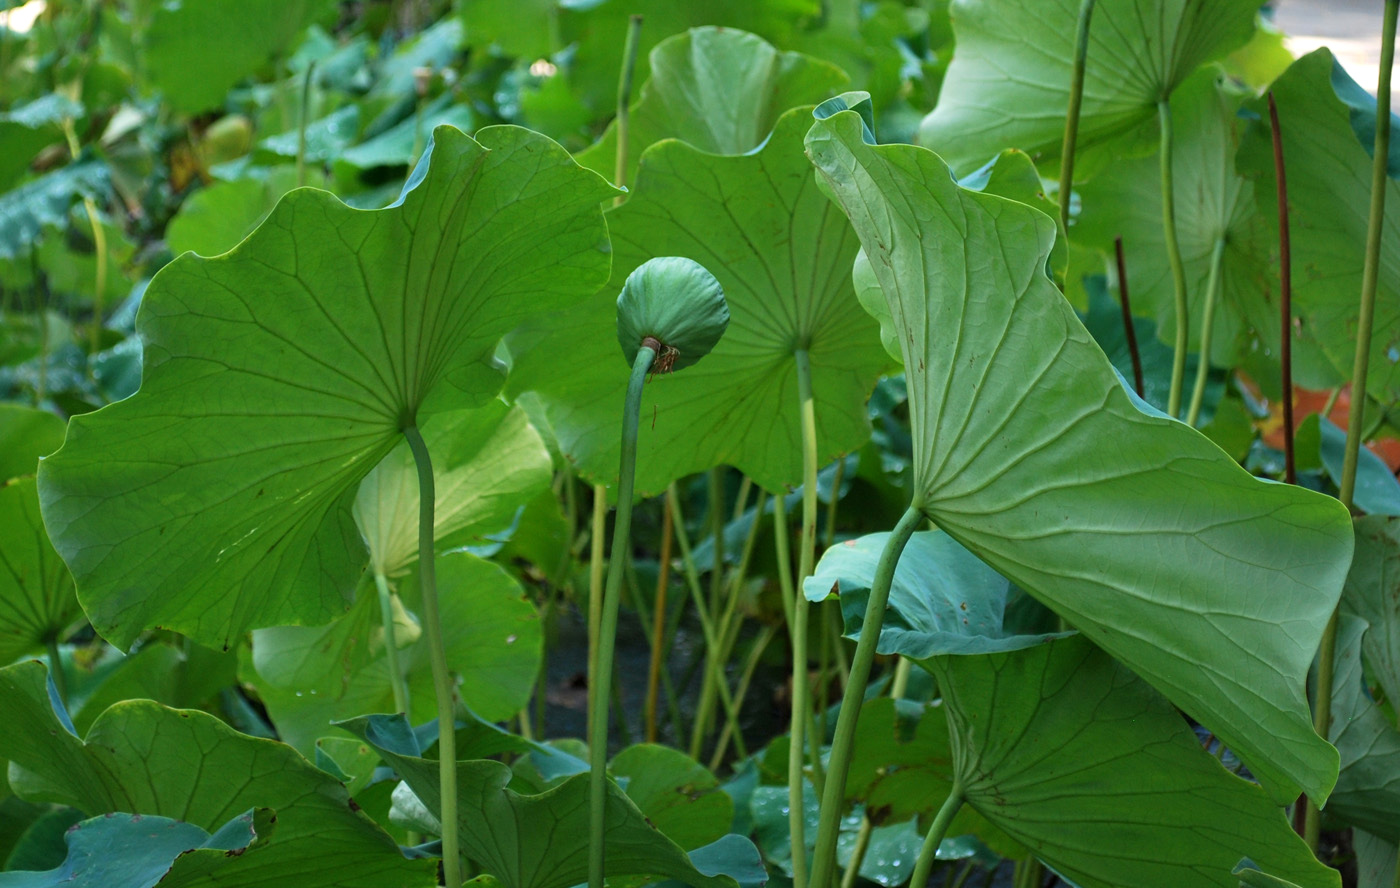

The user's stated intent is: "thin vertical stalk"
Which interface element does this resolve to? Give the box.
[1114,236,1145,397]
[709,624,778,771]
[908,785,965,888]
[1158,97,1191,419]
[613,14,643,204]
[1306,0,1398,853]
[589,345,657,888]
[1186,237,1227,428]
[809,505,925,888]
[403,425,459,888]
[588,485,606,731]
[1058,0,1096,238]
[789,347,822,888]
[842,657,914,888]
[1269,92,1297,485]
[823,458,845,550]
[645,489,675,742]
[772,492,807,888]
[296,61,315,188]
[374,571,411,714]
[61,119,106,358]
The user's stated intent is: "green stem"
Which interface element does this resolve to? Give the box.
[374,571,411,714]
[840,818,873,888]
[403,425,460,888]
[773,492,809,888]
[1158,97,1190,419]
[645,489,674,743]
[1306,0,1398,853]
[908,785,965,888]
[45,636,66,705]
[809,505,924,888]
[709,623,778,771]
[296,61,315,188]
[789,347,821,888]
[613,14,643,203]
[588,484,606,732]
[589,345,657,888]
[1058,0,1096,239]
[1185,237,1226,428]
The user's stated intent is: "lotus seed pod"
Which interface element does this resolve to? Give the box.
[616,256,729,373]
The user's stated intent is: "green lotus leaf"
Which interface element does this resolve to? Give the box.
[1074,71,1329,381]
[248,552,541,754]
[1238,50,1400,404]
[574,27,849,185]
[931,636,1339,888]
[554,0,823,121]
[0,660,433,886]
[0,478,80,666]
[141,0,330,114]
[165,169,318,259]
[38,124,616,651]
[0,809,266,888]
[1319,419,1400,517]
[509,108,886,496]
[339,713,766,888]
[354,402,553,578]
[805,529,1059,658]
[919,0,1259,175]
[1341,516,1400,707]
[0,404,64,482]
[1325,614,1400,842]
[0,95,79,193]
[616,257,728,371]
[1354,831,1399,888]
[609,744,731,852]
[0,162,108,262]
[806,108,1354,804]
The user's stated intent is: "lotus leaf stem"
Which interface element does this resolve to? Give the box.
[1159,97,1190,419]
[1058,0,1096,240]
[909,784,965,888]
[1186,236,1226,428]
[1268,92,1297,485]
[373,570,410,714]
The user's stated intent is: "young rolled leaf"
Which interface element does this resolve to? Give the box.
[805,108,1354,804]
[919,0,1259,175]
[38,124,616,651]
[0,660,434,887]
[338,714,767,888]
[510,108,887,495]
[930,636,1340,888]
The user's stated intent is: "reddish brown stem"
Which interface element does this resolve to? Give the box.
[1114,236,1146,397]
[1269,92,1297,486]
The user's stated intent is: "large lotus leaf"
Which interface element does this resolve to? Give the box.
[918,0,1258,175]
[1342,516,1400,707]
[37,124,616,651]
[0,809,264,888]
[65,640,237,737]
[249,552,541,753]
[1073,71,1324,380]
[574,27,848,185]
[509,108,885,496]
[1248,51,1400,400]
[0,478,80,665]
[0,660,435,887]
[1238,50,1400,404]
[141,0,330,114]
[0,404,64,482]
[805,109,1354,804]
[1325,615,1400,842]
[804,529,1056,658]
[165,168,315,259]
[931,636,1339,888]
[554,0,822,119]
[609,745,732,852]
[1354,830,1399,888]
[354,402,551,577]
[340,714,766,888]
